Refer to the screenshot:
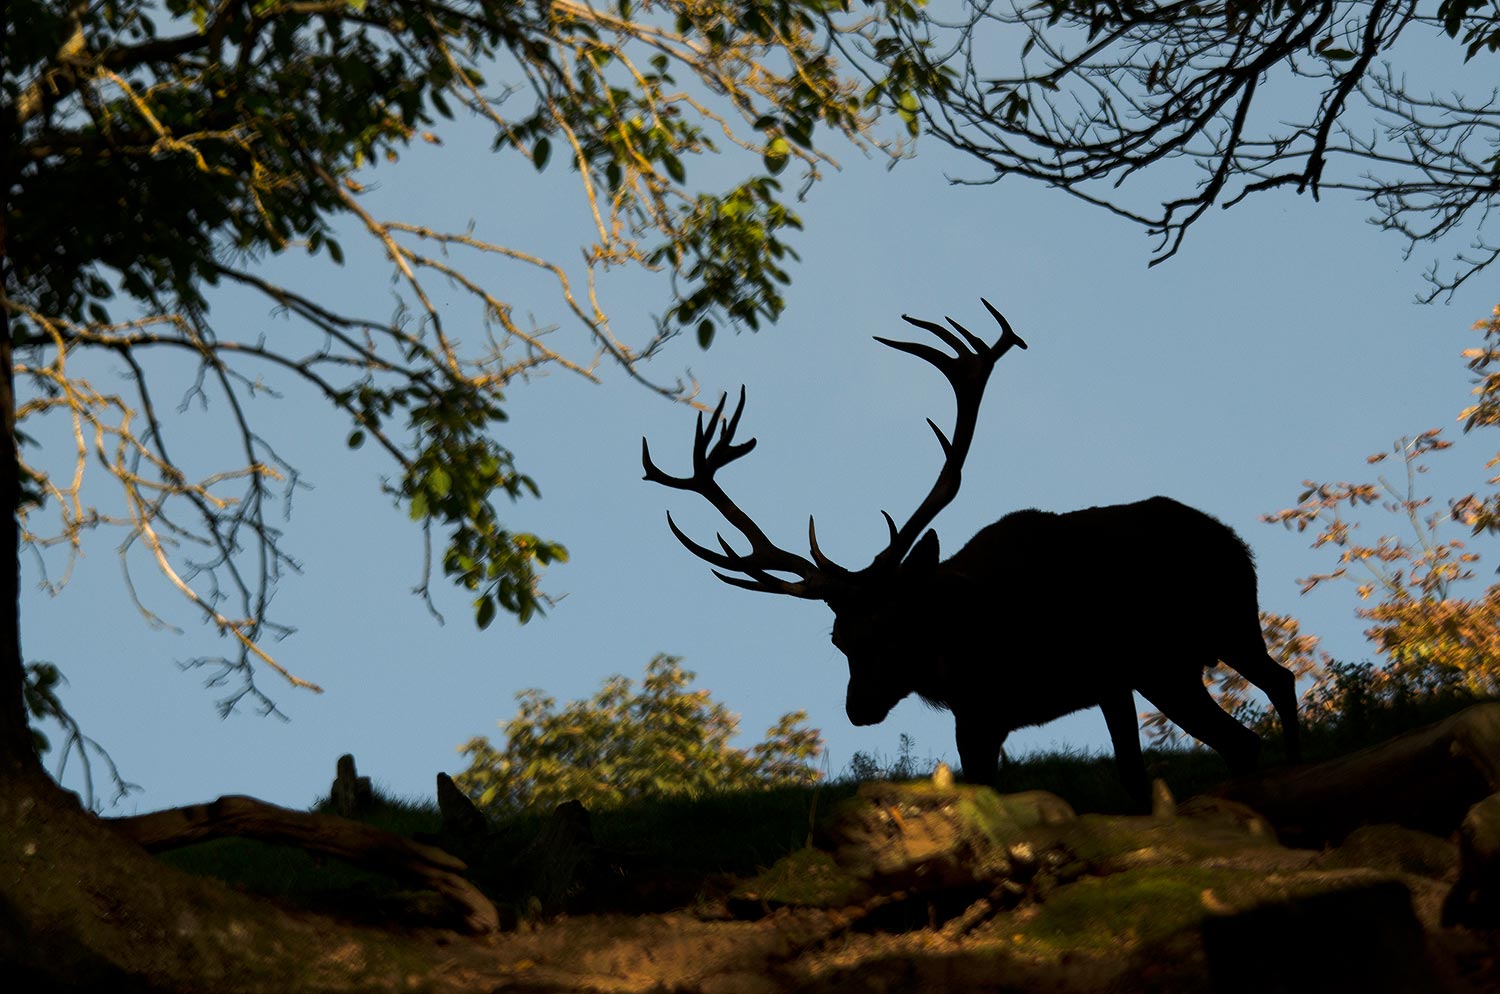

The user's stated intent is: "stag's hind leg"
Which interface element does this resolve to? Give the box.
[1138,670,1262,777]
[1222,647,1302,763]
[1099,690,1150,808]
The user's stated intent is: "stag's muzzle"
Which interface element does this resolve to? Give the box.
[845,692,898,727]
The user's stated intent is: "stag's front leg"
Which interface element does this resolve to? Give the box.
[1099,690,1151,809]
[953,714,1006,787]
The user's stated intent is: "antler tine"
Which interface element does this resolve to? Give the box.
[808,516,843,572]
[722,384,749,445]
[982,298,1029,356]
[872,333,952,372]
[945,316,989,353]
[643,389,757,490]
[640,436,673,486]
[896,312,967,353]
[880,510,899,545]
[713,570,797,594]
[691,390,729,468]
[662,512,739,570]
[668,518,822,598]
[699,388,757,473]
[925,418,953,457]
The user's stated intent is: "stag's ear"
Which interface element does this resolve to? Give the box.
[902,529,940,577]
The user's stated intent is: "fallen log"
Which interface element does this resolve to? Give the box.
[1217,702,1500,848]
[106,793,500,933]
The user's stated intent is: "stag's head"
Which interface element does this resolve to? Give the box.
[824,529,947,725]
[641,300,1026,727]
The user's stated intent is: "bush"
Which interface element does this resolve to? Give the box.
[455,655,822,814]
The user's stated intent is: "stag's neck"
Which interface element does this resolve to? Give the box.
[911,659,957,712]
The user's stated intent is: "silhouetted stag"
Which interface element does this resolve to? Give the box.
[642,300,1301,804]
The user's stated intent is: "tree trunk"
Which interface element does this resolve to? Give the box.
[2,180,40,780]
[0,177,488,994]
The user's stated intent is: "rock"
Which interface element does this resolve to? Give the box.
[730,784,1080,921]
[816,783,1075,892]
[435,772,490,863]
[1317,824,1458,880]
[1202,876,1459,994]
[1175,795,1277,841]
[329,754,374,819]
[1151,778,1176,819]
[1442,791,1500,928]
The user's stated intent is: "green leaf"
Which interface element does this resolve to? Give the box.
[763,137,790,175]
[696,319,715,349]
[409,490,429,520]
[476,595,497,630]
[428,466,451,498]
[347,430,365,449]
[533,136,551,171]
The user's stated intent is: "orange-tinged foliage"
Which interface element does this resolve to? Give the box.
[1263,305,1500,704]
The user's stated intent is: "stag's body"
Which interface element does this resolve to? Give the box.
[843,497,1299,802]
[644,300,1300,806]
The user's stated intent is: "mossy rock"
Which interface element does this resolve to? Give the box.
[817,783,1075,890]
[1002,867,1456,994]
[1031,808,1295,876]
[1316,823,1459,879]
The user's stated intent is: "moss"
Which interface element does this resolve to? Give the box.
[731,847,868,909]
[1037,811,1280,872]
[1019,866,1241,954]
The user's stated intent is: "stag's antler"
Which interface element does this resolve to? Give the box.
[642,299,1025,596]
[866,297,1027,572]
[641,387,850,599]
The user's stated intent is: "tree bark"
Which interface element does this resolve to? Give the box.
[1,133,41,775]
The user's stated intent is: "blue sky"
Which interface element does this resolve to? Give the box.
[19,31,1498,812]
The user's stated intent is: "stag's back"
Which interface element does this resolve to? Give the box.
[945,495,1260,639]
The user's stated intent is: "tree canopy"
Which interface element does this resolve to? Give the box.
[3,0,931,728]
[889,0,1500,296]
